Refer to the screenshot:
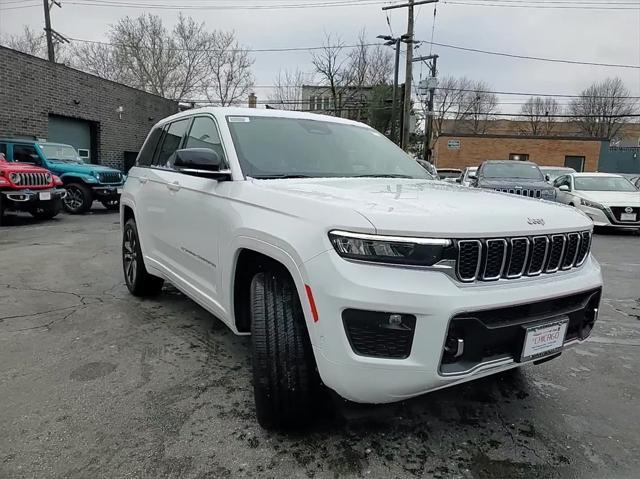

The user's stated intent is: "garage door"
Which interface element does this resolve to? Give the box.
[48,115,94,163]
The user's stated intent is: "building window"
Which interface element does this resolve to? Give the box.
[309,96,316,111]
[565,156,585,172]
[323,97,331,110]
[509,153,529,161]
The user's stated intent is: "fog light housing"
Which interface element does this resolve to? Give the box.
[342,309,416,359]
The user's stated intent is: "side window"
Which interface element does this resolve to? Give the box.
[554,175,569,188]
[137,127,163,167]
[184,116,226,165]
[0,143,6,156]
[153,118,190,168]
[13,144,41,165]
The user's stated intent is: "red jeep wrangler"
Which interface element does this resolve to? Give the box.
[0,153,66,225]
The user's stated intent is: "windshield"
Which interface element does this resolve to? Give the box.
[481,163,543,180]
[40,144,83,163]
[542,168,573,178]
[574,176,639,192]
[226,116,431,179]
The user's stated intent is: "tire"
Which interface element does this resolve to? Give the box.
[102,199,120,211]
[122,218,164,296]
[250,270,319,430]
[30,199,62,220]
[63,182,92,214]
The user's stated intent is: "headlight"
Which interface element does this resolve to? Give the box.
[94,172,101,181]
[45,172,52,183]
[580,198,605,210]
[542,189,556,198]
[9,173,20,184]
[329,230,454,266]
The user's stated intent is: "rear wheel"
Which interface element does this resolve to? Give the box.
[122,218,164,296]
[63,183,92,214]
[30,199,61,220]
[250,270,319,430]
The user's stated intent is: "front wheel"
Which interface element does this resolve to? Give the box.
[31,199,62,220]
[63,183,92,214]
[122,218,164,296]
[250,270,319,430]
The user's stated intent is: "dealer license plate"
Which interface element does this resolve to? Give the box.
[620,213,636,222]
[117,188,123,194]
[39,191,51,201]
[520,319,568,362]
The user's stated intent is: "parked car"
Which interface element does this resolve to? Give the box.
[472,160,556,201]
[0,153,66,224]
[540,166,576,183]
[459,166,478,187]
[554,172,640,230]
[619,173,640,189]
[122,108,602,429]
[436,168,462,183]
[0,139,125,214]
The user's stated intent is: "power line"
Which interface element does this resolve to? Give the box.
[443,0,640,9]
[62,36,640,69]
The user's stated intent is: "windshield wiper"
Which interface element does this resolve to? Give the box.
[351,174,414,179]
[252,174,314,179]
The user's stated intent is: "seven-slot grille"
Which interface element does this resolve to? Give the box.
[10,172,51,187]
[494,188,542,198]
[457,231,591,282]
[99,171,122,184]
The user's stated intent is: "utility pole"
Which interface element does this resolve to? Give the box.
[43,0,55,62]
[382,0,439,151]
[416,54,438,161]
[377,33,412,145]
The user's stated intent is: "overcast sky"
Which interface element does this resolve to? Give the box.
[1,0,639,112]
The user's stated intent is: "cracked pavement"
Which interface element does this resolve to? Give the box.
[0,211,639,479]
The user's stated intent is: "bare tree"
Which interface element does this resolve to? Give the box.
[1,26,45,57]
[269,68,306,110]
[519,97,562,136]
[311,33,352,116]
[568,78,638,140]
[70,42,128,83]
[458,81,499,134]
[366,44,393,86]
[432,76,472,136]
[203,31,254,106]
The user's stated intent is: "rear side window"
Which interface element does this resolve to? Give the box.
[13,144,41,165]
[154,119,190,168]
[184,116,226,165]
[0,143,6,156]
[137,128,163,167]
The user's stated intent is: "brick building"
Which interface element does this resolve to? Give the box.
[0,46,178,171]
[433,133,603,172]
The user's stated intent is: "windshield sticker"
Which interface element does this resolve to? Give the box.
[228,116,250,123]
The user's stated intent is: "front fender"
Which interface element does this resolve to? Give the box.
[60,173,98,185]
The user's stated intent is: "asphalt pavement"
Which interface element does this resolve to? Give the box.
[0,211,638,479]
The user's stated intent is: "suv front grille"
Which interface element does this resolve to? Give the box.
[11,172,51,187]
[456,231,591,282]
[99,172,122,184]
[494,188,542,198]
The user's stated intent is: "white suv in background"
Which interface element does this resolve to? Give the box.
[121,108,603,429]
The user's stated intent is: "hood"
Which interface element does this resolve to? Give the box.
[477,178,552,189]
[576,190,640,207]
[46,161,120,176]
[0,160,50,174]
[251,178,591,237]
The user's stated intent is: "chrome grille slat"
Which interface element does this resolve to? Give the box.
[15,172,49,187]
[455,231,590,283]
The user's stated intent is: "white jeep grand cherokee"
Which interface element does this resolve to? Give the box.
[121,108,603,429]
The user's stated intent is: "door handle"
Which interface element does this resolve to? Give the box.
[167,181,180,192]
[138,176,148,184]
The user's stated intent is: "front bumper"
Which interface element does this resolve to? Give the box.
[1,188,66,210]
[579,204,640,229]
[92,184,123,200]
[303,250,603,403]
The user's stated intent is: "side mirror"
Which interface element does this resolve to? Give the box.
[173,148,229,179]
[545,174,551,182]
[558,185,570,192]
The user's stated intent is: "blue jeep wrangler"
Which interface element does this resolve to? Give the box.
[0,139,125,214]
